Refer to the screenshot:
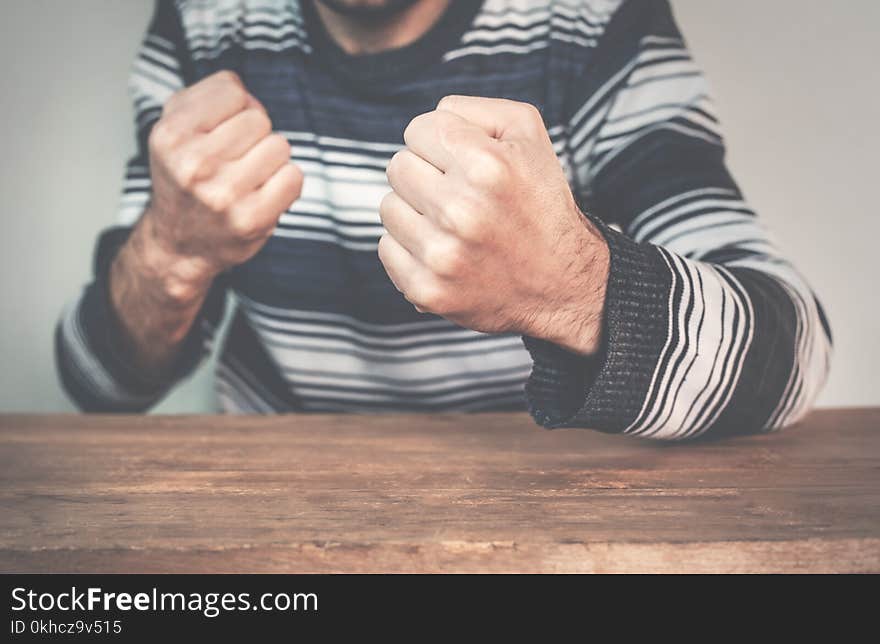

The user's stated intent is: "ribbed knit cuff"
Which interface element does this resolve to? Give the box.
[523,221,672,433]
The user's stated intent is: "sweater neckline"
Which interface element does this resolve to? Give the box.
[299,1,483,84]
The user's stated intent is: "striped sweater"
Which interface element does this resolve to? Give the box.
[56,0,832,440]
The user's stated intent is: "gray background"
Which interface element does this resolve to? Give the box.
[0,0,876,413]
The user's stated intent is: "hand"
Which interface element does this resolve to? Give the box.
[379,95,609,355]
[142,70,303,302]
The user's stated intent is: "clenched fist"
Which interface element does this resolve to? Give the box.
[379,95,610,356]
[143,70,303,299]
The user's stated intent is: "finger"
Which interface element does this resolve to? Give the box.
[236,163,304,226]
[385,149,445,220]
[379,190,441,259]
[219,133,292,194]
[436,94,545,140]
[403,109,480,172]
[199,108,273,163]
[377,233,424,295]
[245,93,266,113]
[167,71,252,133]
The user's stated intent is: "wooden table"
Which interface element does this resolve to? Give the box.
[1,409,878,573]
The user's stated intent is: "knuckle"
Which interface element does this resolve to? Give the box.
[377,234,400,273]
[261,133,291,166]
[385,149,406,183]
[215,69,243,87]
[229,212,264,241]
[162,88,187,114]
[436,94,462,112]
[198,183,235,214]
[161,95,179,116]
[378,190,395,216]
[444,201,486,242]
[268,132,292,155]
[415,280,451,314]
[437,122,469,151]
[518,101,541,121]
[250,108,272,136]
[454,216,486,244]
[447,193,475,216]
[517,101,544,133]
[174,151,209,187]
[278,162,302,187]
[437,195,470,231]
[403,111,435,144]
[149,118,184,153]
[227,85,249,108]
[464,148,508,187]
[277,164,303,204]
[425,238,465,278]
[213,71,248,105]
[377,233,393,264]
[402,115,421,144]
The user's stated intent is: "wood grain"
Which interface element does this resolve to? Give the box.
[1,409,878,573]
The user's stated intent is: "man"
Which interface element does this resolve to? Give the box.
[56,0,832,440]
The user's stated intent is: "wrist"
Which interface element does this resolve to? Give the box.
[123,208,217,308]
[527,217,610,356]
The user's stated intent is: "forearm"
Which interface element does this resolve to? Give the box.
[519,0,831,438]
[55,222,226,412]
[109,209,215,379]
[524,224,832,440]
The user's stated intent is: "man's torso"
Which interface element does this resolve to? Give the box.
[159,0,621,412]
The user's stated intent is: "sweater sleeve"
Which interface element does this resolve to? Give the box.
[523,0,832,440]
[55,0,227,412]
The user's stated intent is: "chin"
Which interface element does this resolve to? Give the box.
[315,0,422,19]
